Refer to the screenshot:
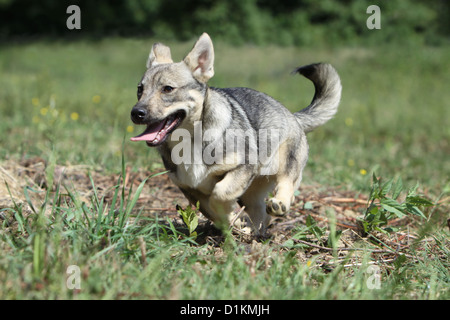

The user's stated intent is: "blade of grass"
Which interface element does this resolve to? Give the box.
[107,176,122,226]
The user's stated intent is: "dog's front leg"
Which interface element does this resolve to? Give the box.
[208,165,255,229]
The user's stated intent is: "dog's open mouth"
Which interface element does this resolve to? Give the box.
[130,111,185,146]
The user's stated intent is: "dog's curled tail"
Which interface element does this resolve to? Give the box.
[293,63,342,133]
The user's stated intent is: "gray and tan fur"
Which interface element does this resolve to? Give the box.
[130,33,342,234]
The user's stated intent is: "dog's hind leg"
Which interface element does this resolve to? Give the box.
[266,175,298,216]
[239,176,274,235]
[266,137,308,216]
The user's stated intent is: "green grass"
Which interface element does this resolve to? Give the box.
[1,170,449,300]
[0,38,448,192]
[1,164,447,300]
[0,38,449,300]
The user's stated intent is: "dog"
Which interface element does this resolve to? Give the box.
[130,33,341,234]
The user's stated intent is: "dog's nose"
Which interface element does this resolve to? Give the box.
[131,106,148,124]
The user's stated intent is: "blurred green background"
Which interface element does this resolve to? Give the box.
[0,0,449,195]
[0,0,448,45]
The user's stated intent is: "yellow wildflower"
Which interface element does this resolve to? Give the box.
[70,112,79,121]
[92,95,101,104]
[40,107,49,116]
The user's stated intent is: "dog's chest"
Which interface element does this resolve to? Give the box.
[171,163,215,194]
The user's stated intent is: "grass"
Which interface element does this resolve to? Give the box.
[2,163,447,300]
[0,168,450,299]
[0,38,449,300]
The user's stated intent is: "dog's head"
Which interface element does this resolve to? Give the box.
[130,33,214,146]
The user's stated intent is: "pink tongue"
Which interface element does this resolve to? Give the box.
[130,120,166,142]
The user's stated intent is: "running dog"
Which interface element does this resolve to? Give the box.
[130,33,341,234]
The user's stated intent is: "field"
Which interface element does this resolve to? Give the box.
[0,38,449,300]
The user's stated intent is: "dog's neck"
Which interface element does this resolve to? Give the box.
[162,86,232,157]
[201,86,232,133]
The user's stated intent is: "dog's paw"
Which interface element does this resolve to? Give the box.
[266,198,288,216]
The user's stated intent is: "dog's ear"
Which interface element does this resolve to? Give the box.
[147,43,173,68]
[184,33,214,83]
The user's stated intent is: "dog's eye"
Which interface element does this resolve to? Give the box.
[137,84,144,99]
[162,86,174,94]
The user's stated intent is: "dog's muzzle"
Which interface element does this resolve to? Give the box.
[130,105,186,147]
